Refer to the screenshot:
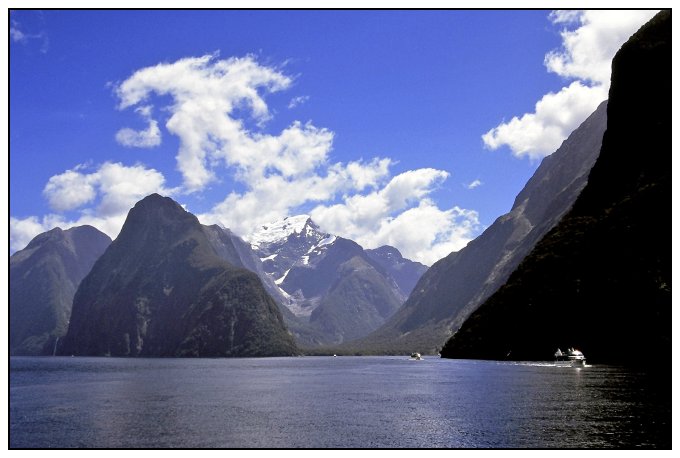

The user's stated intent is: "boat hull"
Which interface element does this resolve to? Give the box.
[554,358,586,366]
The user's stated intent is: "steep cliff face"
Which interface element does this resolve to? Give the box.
[59,194,298,357]
[441,11,671,366]
[344,101,608,355]
[10,225,111,355]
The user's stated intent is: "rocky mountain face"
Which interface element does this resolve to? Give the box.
[203,224,290,307]
[343,100,609,355]
[247,216,426,345]
[441,11,671,367]
[10,226,111,355]
[58,194,298,357]
[248,215,337,316]
[202,222,329,347]
[249,215,331,283]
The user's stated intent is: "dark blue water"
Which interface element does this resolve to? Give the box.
[9,356,670,448]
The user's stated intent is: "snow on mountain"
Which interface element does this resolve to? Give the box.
[317,235,336,247]
[246,215,334,282]
[247,215,320,250]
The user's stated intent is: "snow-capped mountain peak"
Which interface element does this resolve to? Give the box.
[247,215,324,250]
[246,215,335,284]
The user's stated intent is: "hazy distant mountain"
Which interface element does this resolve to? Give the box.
[365,246,427,297]
[308,253,406,343]
[59,194,298,357]
[342,100,609,355]
[247,215,425,345]
[441,11,671,366]
[10,225,111,355]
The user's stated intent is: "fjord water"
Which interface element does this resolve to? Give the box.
[10,356,669,448]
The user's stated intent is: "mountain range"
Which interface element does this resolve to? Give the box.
[247,215,427,345]
[11,202,426,355]
[338,99,608,355]
[58,194,298,357]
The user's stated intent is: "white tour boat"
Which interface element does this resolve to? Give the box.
[554,347,586,366]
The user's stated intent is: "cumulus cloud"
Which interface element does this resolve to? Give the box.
[199,157,393,236]
[10,162,173,252]
[482,81,608,160]
[112,53,483,265]
[10,216,50,252]
[545,10,658,85]
[115,53,295,192]
[11,54,482,265]
[42,161,170,216]
[310,169,481,265]
[483,10,657,159]
[367,202,481,266]
[115,105,161,147]
[42,166,99,212]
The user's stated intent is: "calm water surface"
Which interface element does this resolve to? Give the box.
[9,356,670,448]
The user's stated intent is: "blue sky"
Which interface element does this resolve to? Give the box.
[8,9,657,264]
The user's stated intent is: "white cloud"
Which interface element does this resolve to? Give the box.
[310,169,481,265]
[115,53,295,192]
[94,162,172,216]
[43,167,99,212]
[198,157,393,236]
[10,23,27,42]
[10,162,174,252]
[367,202,481,266]
[483,10,657,159]
[115,105,161,147]
[11,54,484,265]
[113,54,484,265]
[10,216,49,252]
[288,95,309,109]
[42,162,170,216]
[482,81,608,160]
[545,10,658,86]
[10,19,49,53]
[466,179,482,190]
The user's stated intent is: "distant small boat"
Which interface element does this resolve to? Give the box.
[554,347,586,366]
[410,352,422,360]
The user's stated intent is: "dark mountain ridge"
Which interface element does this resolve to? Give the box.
[441,11,671,367]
